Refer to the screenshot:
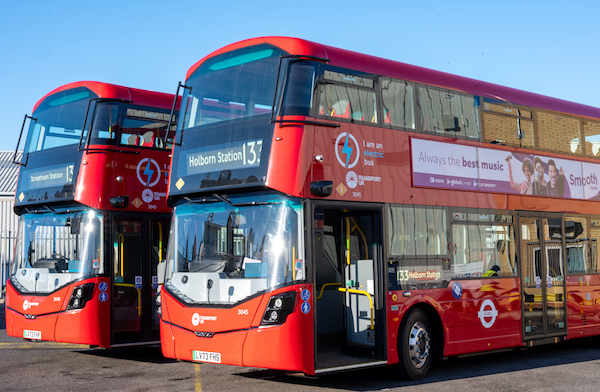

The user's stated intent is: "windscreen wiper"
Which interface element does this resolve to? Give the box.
[184,196,222,205]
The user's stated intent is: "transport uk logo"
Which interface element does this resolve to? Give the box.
[335,132,360,169]
[23,300,40,311]
[192,313,217,326]
[137,158,161,187]
[478,299,498,328]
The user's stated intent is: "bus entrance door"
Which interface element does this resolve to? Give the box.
[111,216,169,346]
[518,213,567,342]
[313,205,386,372]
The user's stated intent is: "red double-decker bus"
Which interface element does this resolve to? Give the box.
[5,81,178,348]
[159,37,600,379]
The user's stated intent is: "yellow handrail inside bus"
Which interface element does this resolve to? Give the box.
[292,247,296,281]
[117,233,124,278]
[316,282,342,300]
[345,217,351,265]
[344,217,369,265]
[338,287,374,330]
[158,222,163,262]
[349,217,368,259]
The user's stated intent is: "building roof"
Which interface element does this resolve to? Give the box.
[0,151,22,196]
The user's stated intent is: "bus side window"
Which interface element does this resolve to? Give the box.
[318,83,377,124]
[452,222,517,278]
[418,86,479,140]
[380,78,415,130]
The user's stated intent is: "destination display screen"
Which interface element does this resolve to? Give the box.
[181,139,263,176]
[25,163,74,189]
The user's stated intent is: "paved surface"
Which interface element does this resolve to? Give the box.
[3,299,600,391]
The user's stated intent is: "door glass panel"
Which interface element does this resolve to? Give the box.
[151,220,169,335]
[520,215,567,340]
[543,218,566,334]
[520,216,545,338]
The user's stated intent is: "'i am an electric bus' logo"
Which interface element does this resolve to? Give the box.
[335,132,360,169]
[136,158,161,187]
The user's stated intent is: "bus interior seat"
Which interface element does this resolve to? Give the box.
[188,260,226,273]
[331,101,351,119]
[127,134,140,146]
[142,131,155,147]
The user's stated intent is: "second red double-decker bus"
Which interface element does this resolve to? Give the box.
[159,37,600,379]
[5,81,177,348]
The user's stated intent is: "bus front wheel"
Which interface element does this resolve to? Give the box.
[396,308,432,380]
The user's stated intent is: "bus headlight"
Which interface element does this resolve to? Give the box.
[261,292,296,325]
[67,283,94,310]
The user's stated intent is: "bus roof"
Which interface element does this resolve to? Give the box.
[186,36,600,121]
[32,81,176,113]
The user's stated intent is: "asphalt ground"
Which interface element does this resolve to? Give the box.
[3,297,600,391]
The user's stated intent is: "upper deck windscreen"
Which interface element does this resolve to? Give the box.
[15,87,97,206]
[26,87,96,153]
[169,44,286,200]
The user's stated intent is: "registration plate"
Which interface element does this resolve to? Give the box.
[192,350,221,363]
[23,330,42,340]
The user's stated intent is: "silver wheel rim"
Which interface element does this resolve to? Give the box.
[408,321,430,369]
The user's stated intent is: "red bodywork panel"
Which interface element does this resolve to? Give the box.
[565,275,600,338]
[75,145,170,213]
[161,284,314,373]
[32,81,175,114]
[5,277,111,347]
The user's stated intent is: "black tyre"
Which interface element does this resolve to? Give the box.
[396,308,433,380]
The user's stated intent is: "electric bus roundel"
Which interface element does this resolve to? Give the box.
[335,132,360,169]
[137,158,161,187]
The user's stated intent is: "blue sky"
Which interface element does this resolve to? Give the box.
[1,0,599,151]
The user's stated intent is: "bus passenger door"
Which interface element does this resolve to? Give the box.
[519,213,567,341]
[313,205,386,372]
[111,216,169,345]
[112,218,144,344]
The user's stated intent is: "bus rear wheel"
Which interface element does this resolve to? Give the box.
[396,308,432,380]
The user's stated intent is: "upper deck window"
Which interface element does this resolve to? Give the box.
[482,99,535,148]
[317,70,377,124]
[380,78,415,130]
[418,86,480,140]
[24,87,97,153]
[84,102,174,149]
[120,107,175,149]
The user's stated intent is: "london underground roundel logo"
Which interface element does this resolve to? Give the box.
[137,158,161,187]
[335,132,360,169]
[478,299,498,329]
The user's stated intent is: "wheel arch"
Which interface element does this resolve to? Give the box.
[398,302,445,362]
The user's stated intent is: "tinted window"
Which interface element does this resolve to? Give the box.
[418,86,480,139]
[380,78,415,129]
[180,45,285,129]
[277,60,318,116]
[120,107,176,149]
[25,87,96,153]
